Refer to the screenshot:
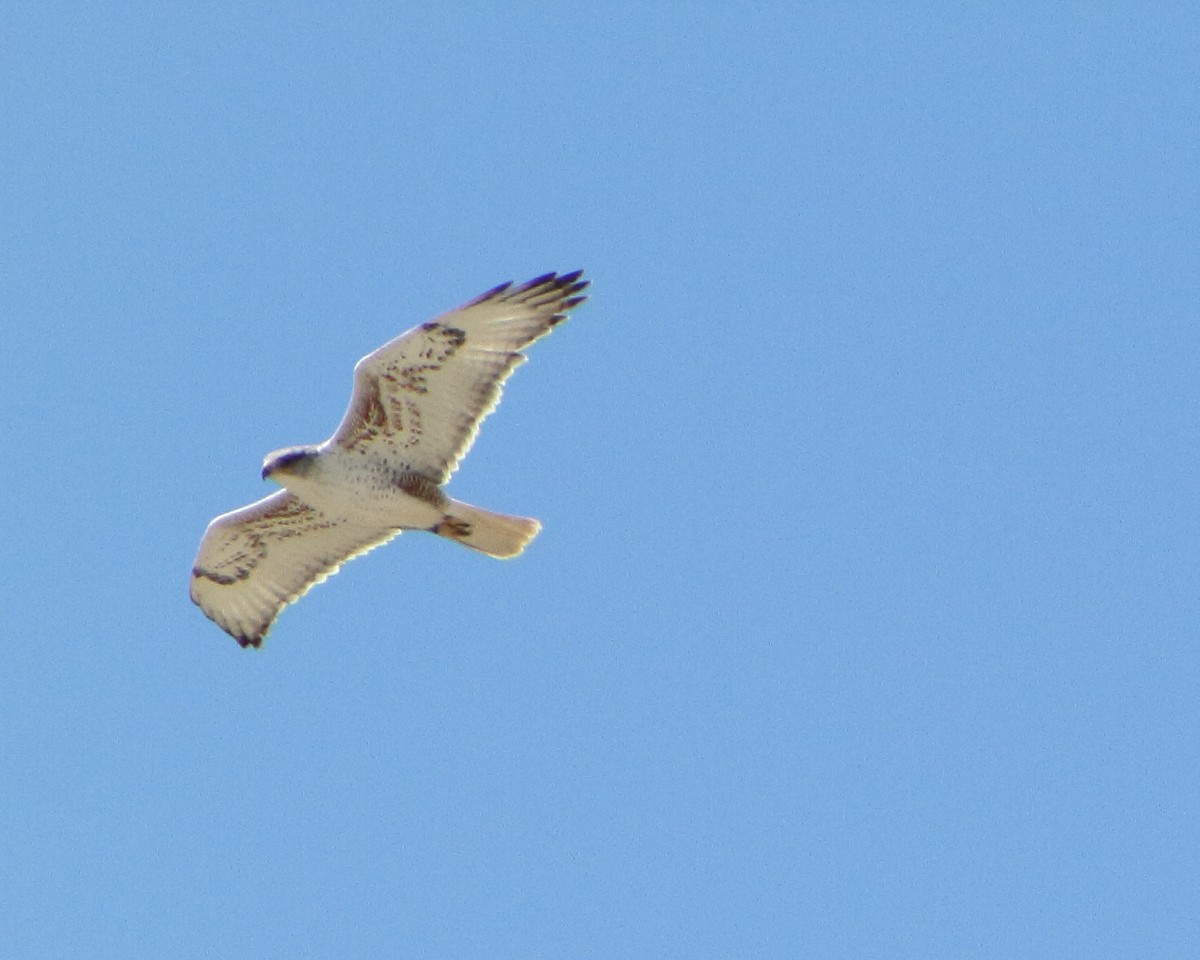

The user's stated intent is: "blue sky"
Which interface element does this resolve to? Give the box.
[2,3,1198,957]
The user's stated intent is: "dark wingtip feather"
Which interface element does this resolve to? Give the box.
[518,271,557,292]
[458,280,514,309]
[478,270,588,310]
[478,280,513,302]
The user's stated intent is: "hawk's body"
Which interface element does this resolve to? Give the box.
[190,271,588,647]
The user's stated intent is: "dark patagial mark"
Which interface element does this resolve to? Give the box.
[362,389,388,428]
[344,383,389,450]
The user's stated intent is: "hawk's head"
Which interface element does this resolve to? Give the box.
[262,446,319,481]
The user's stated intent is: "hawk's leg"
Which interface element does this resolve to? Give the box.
[432,515,472,540]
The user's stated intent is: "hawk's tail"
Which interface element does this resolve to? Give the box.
[434,500,542,559]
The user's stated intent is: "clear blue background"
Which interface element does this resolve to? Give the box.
[2,3,1197,957]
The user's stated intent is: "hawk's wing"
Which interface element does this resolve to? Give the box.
[329,270,588,483]
[190,490,398,647]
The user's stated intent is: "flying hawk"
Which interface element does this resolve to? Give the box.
[190,270,588,647]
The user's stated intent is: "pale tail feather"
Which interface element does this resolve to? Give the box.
[435,500,542,558]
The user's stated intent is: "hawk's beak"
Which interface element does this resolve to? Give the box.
[261,464,272,480]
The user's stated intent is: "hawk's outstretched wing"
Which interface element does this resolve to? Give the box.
[330,270,589,483]
[190,491,397,647]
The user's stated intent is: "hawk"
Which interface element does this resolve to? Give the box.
[190,270,588,647]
